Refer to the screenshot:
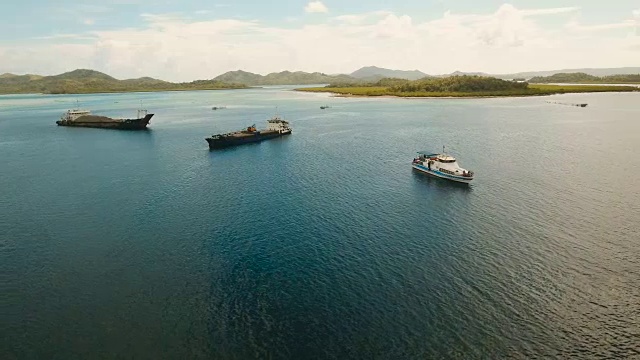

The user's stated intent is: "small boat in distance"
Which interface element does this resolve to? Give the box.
[56,108,153,130]
[320,105,330,109]
[412,147,474,184]
[212,106,227,110]
[546,101,588,108]
[206,116,292,149]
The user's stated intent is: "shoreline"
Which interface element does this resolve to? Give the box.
[295,85,640,99]
[329,93,548,99]
[0,87,252,96]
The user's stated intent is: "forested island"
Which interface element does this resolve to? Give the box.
[0,69,247,95]
[528,72,640,84]
[297,75,639,98]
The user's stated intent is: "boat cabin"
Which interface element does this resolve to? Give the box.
[413,151,474,178]
[61,109,91,121]
[266,117,291,133]
[436,155,456,163]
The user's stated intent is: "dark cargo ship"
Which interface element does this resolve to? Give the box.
[206,116,291,149]
[56,109,153,130]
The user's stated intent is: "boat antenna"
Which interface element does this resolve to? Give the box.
[443,145,445,154]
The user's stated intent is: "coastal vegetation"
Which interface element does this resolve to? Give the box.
[296,75,639,97]
[529,72,640,84]
[0,69,247,95]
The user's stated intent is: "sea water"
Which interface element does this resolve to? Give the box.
[1,87,639,358]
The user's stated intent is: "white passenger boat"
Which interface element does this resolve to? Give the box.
[412,148,474,184]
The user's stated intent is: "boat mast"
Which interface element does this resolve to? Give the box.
[137,100,148,118]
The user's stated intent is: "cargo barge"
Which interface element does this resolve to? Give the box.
[56,109,153,130]
[206,116,291,149]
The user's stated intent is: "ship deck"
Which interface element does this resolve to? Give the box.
[226,130,279,138]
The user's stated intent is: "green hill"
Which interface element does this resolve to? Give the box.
[529,72,640,84]
[392,75,528,92]
[350,66,428,81]
[0,69,247,94]
[213,70,264,85]
[326,76,525,92]
[213,70,356,85]
[324,77,411,88]
[48,69,117,81]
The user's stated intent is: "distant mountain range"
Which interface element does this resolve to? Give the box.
[213,66,640,85]
[2,66,640,94]
[496,67,640,79]
[349,66,428,81]
[350,66,640,80]
[443,67,640,79]
[213,70,354,85]
[212,67,430,85]
[528,72,640,84]
[0,69,246,94]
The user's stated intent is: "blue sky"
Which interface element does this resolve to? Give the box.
[1,1,638,80]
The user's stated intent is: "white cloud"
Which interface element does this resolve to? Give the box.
[305,1,328,14]
[83,19,95,25]
[140,13,186,23]
[566,21,635,32]
[1,4,639,80]
[332,11,393,25]
[520,7,580,16]
[33,34,97,40]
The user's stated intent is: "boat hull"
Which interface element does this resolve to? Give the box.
[56,114,153,130]
[206,130,291,149]
[412,163,473,184]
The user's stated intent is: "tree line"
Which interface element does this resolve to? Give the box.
[327,75,529,93]
[529,72,640,84]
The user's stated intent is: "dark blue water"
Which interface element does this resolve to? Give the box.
[1,88,639,359]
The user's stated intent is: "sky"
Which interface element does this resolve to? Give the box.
[0,0,639,81]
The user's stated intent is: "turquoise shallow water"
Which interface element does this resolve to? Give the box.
[1,88,639,358]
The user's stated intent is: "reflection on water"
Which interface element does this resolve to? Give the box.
[1,89,639,359]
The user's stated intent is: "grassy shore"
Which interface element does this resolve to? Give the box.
[296,84,639,98]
